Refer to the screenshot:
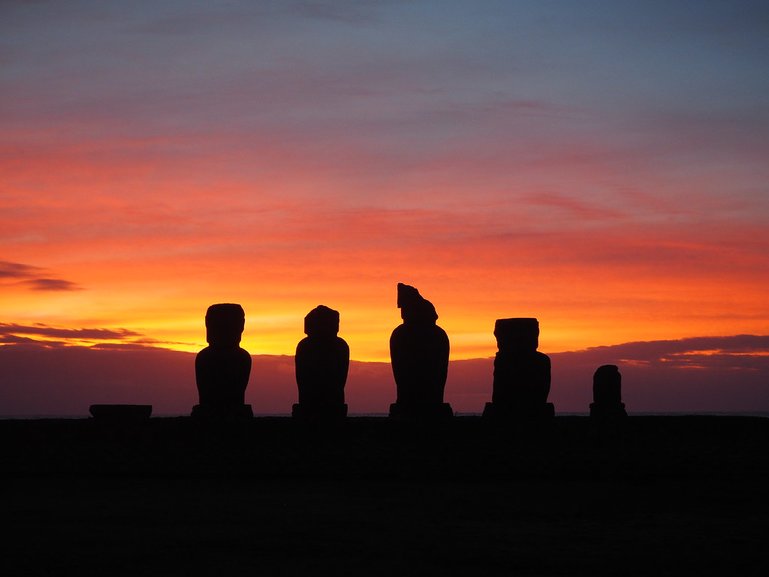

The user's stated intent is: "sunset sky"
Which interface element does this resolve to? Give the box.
[2,1,769,372]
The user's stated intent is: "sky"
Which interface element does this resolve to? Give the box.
[2,1,769,414]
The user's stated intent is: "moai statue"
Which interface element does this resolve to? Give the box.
[389,283,453,419]
[482,318,554,420]
[590,364,627,419]
[192,303,253,419]
[293,305,350,420]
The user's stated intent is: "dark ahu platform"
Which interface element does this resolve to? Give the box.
[190,403,254,420]
[3,416,768,576]
[89,404,152,421]
[388,402,454,420]
[482,401,555,421]
[291,402,348,421]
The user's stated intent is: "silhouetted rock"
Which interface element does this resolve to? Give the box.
[483,318,554,420]
[293,305,349,420]
[193,303,252,419]
[389,283,453,420]
[590,364,627,419]
[89,404,152,421]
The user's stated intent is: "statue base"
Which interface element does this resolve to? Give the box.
[190,404,253,420]
[388,402,454,420]
[292,403,348,420]
[590,402,627,419]
[482,402,555,421]
[89,404,152,422]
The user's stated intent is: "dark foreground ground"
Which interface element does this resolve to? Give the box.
[2,415,768,576]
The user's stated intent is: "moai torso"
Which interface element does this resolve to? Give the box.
[295,305,349,406]
[195,303,251,407]
[491,318,551,408]
[389,283,450,406]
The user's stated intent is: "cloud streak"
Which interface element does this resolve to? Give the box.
[0,261,81,291]
[0,323,142,344]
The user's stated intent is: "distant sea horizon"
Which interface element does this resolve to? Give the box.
[2,411,769,420]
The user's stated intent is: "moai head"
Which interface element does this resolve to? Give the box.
[494,318,539,353]
[593,364,622,404]
[205,303,245,347]
[397,282,438,325]
[304,305,340,338]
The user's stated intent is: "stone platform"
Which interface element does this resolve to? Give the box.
[2,416,767,576]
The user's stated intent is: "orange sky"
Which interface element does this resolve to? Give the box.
[2,1,769,362]
[3,198,768,361]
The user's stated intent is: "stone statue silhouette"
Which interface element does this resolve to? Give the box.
[192,303,253,419]
[483,318,554,420]
[389,283,453,419]
[590,364,627,419]
[293,305,349,420]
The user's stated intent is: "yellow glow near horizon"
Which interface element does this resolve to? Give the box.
[4,274,769,362]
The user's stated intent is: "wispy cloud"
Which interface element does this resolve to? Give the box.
[521,191,625,220]
[0,323,142,341]
[557,335,769,371]
[0,333,41,345]
[0,261,39,279]
[0,260,82,291]
[0,323,198,352]
[25,278,81,291]
[583,335,769,356]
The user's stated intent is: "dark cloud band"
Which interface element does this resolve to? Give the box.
[0,323,142,341]
[0,261,81,291]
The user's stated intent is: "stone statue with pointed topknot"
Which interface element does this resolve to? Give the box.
[389,283,453,420]
[590,364,627,419]
[293,305,349,420]
[483,318,554,420]
[192,303,253,419]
